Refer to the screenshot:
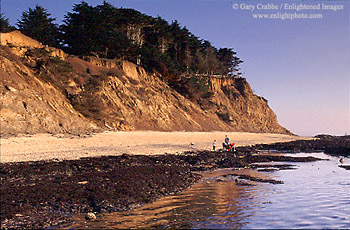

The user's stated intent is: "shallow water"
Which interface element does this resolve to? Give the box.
[68,153,350,229]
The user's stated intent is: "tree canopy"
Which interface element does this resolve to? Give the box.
[14,2,243,79]
[0,13,15,33]
[16,5,59,47]
[59,1,243,78]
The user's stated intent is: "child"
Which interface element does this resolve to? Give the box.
[213,140,216,151]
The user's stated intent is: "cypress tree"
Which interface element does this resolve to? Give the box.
[17,5,59,47]
[0,13,15,33]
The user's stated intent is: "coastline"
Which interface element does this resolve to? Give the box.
[0,131,309,163]
[0,149,323,229]
[5,132,349,228]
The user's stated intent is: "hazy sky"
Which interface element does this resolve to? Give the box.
[2,0,349,136]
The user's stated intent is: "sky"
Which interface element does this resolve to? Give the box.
[2,0,349,136]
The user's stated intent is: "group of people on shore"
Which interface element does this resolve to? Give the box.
[212,135,235,152]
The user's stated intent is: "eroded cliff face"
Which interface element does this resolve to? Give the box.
[68,60,233,131]
[0,31,290,136]
[207,77,289,133]
[0,47,98,136]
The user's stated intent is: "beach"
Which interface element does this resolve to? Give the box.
[1,132,348,229]
[1,146,323,229]
[0,131,309,163]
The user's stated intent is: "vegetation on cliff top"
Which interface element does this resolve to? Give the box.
[16,5,60,47]
[10,2,243,80]
[0,13,16,33]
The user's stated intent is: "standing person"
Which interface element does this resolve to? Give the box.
[223,135,230,151]
[225,135,230,145]
[213,140,216,151]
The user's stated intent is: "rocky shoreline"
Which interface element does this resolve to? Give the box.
[254,134,350,156]
[1,149,325,229]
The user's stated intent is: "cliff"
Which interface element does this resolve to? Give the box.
[0,47,98,135]
[0,31,291,136]
[207,77,288,133]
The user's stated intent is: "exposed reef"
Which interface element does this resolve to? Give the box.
[1,150,323,228]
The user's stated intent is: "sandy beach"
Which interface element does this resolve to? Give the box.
[0,131,310,163]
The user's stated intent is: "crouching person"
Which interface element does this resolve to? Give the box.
[227,142,235,152]
[222,142,227,151]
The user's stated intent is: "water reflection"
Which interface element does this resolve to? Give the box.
[68,153,350,229]
[68,169,269,229]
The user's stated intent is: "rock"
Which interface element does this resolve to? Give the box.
[85,212,96,220]
[5,85,17,92]
[339,165,350,170]
[77,181,89,185]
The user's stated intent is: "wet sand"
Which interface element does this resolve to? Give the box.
[0,131,309,163]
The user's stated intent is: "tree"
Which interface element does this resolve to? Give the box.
[0,14,15,32]
[17,5,59,47]
[193,49,206,74]
[61,1,138,60]
[59,1,243,79]
[205,47,220,75]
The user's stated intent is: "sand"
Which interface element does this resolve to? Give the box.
[0,131,311,163]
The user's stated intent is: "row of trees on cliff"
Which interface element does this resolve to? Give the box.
[2,2,243,79]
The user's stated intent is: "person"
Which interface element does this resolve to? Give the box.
[221,142,225,151]
[222,135,230,151]
[213,140,216,151]
[227,142,236,152]
[224,135,230,145]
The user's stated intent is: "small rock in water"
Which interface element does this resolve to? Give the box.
[85,212,96,220]
[339,158,345,163]
[78,181,89,185]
